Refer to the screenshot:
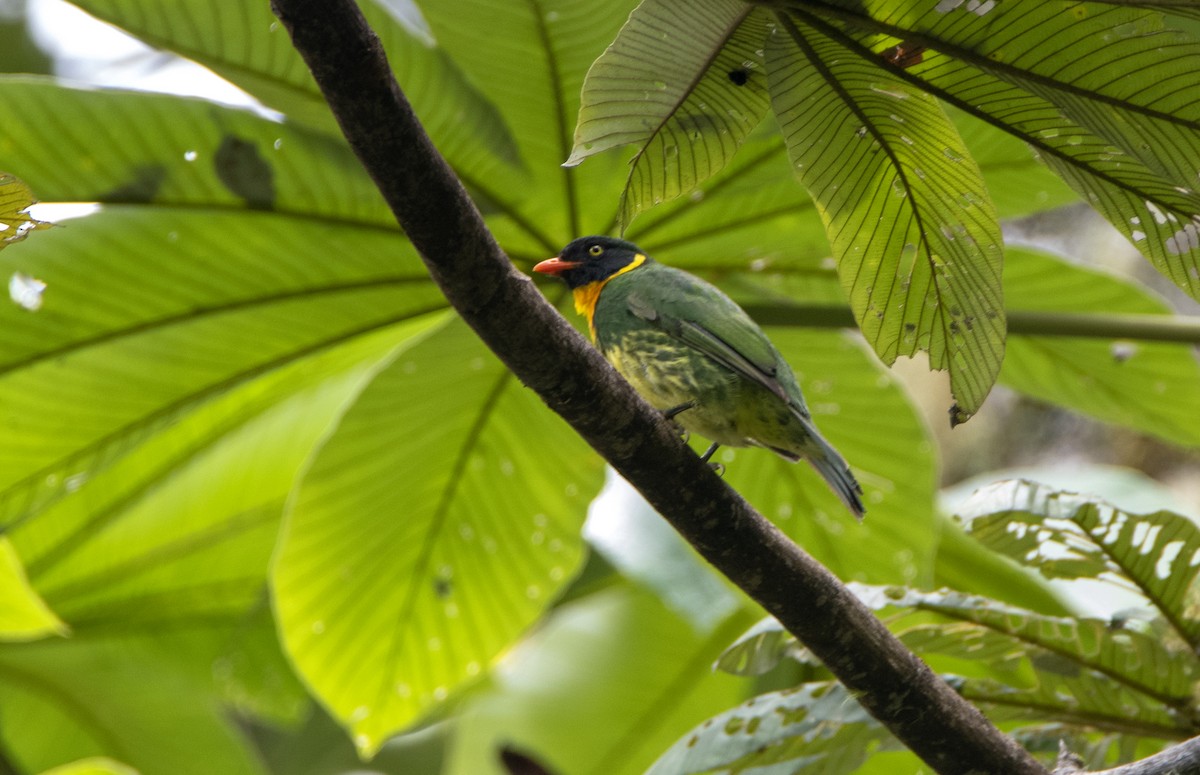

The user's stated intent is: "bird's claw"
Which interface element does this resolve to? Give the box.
[663,401,697,421]
[708,462,725,477]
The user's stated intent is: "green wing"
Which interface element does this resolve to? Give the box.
[623,265,809,416]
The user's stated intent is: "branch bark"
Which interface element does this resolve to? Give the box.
[1054,735,1200,775]
[268,1,1045,772]
[1094,735,1200,775]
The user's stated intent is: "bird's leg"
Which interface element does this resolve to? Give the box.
[699,442,725,476]
[662,401,696,442]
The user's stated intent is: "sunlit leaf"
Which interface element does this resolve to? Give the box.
[0,208,446,535]
[0,171,50,252]
[766,11,1005,422]
[787,0,1200,299]
[37,758,139,775]
[568,0,772,226]
[0,80,390,222]
[64,0,522,178]
[273,320,605,753]
[415,0,638,249]
[0,537,66,641]
[958,480,1200,650]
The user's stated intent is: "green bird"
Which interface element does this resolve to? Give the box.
[534,236,865,518]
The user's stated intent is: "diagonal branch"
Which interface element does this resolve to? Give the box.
[267,1,1045,773]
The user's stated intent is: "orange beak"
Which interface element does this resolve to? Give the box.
[532,256,581,275]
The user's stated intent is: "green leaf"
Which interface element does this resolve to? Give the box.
[854,585,1200,709]
[0,171,50,251]
[766,11,1005,421]
[648,681,895,775]
[446,583,754,775]
[567,0,772,227]
[932,515,1070,617]
[951,109,1079,220]
[1001,247,1200,447]
[958,480,1200,650]
[791,0,1200,299]
[37,758,139,775]
[272,320,605,753]
[0,537,67,641]
[0,631,265,775]
[715,616,808,677]
[0,207,445,534]
[415,0,638,249]
[63,0,522,179]
[0,79,390,222]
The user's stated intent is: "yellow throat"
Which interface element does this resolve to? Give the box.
[572,253,646,339]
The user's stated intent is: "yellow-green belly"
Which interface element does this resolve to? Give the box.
[604,331,799,451]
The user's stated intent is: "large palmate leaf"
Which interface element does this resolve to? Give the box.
[567,0,772,226]
[414,0,637,252]
[0,79,389,221]
[959,480,1200,650]
[273,320,605,752]
[0,206,445,530]
[785,0,1200,299]
[64,0,521,178]
[766,11,1005,423]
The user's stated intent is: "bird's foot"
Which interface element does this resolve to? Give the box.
[699,442,720,463]
[662,401,697,421]
[708,461,725,477]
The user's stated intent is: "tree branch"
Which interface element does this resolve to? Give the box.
[268,1,1044,772]
[1059,734,1200,775]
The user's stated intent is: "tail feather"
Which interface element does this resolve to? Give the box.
[807,440,865,520]
[778,424,865,520]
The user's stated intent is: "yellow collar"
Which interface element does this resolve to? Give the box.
[572,253,646,340]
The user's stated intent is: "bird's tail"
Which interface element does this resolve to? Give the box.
[793,426,865,520]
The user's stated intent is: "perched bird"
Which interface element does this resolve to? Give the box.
[534,236,865,518]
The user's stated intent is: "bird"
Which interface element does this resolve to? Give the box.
[533,236,865,518]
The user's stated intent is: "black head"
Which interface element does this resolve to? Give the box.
[533,236,648,289]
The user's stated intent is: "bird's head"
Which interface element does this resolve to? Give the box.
[533,236,648,290]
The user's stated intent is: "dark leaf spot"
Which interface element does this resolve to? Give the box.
[100,164,167,203]
[434,576,452,598]
[214,135,275,209]
[500,746,556,775]
[727,68,749,86]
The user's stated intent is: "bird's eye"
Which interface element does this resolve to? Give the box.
[588,245,604,257]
